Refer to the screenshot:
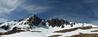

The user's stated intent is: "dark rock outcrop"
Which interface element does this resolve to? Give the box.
[0,25,9,30]
[47,18,75,27]
[0,27,25,35]
[25,15,42,26]
[47,18,65,27]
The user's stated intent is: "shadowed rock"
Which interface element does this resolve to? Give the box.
[0,25,9,30]
[0,27,25,35]
[47,18,65,27]
[47,18,75,28]
[48,35,61,37]
[25,15,42,27]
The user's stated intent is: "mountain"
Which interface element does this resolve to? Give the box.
[0,15,98,37]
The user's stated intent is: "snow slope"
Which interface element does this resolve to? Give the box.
[0,15,98,37]
[1,22,98,37]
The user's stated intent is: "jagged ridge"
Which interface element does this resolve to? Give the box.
[0,15,97,37]
[0,15,76,30]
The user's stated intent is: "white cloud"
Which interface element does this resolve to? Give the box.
[21,4,51,14]
[0,0,22,14]
[0,18,8,22]
[0,0,51,15]
[0,0,23,22]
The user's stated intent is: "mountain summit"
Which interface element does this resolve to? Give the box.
[0,15,98,37]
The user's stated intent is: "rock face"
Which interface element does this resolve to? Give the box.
[47,18,75,28]
[24,15,73,28]
[25,15,42,26]
[0,25,9,30]
[47,18,65,27]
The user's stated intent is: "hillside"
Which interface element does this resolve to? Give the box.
[0,15,98,37]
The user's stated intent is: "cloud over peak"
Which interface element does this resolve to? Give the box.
[21,4,51,14]
[0,0,22,14]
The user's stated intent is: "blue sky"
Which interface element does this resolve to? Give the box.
[0,0,98,25]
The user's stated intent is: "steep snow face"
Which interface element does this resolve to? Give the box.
[0,17,30,32]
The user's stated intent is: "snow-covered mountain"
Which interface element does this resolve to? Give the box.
[0,15,98,37]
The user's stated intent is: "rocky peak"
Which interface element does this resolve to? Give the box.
[0,15,77,31]
[22,15,76,28]
[47,18,65,27]
[46,18,76,28]
[25,15,42,26]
